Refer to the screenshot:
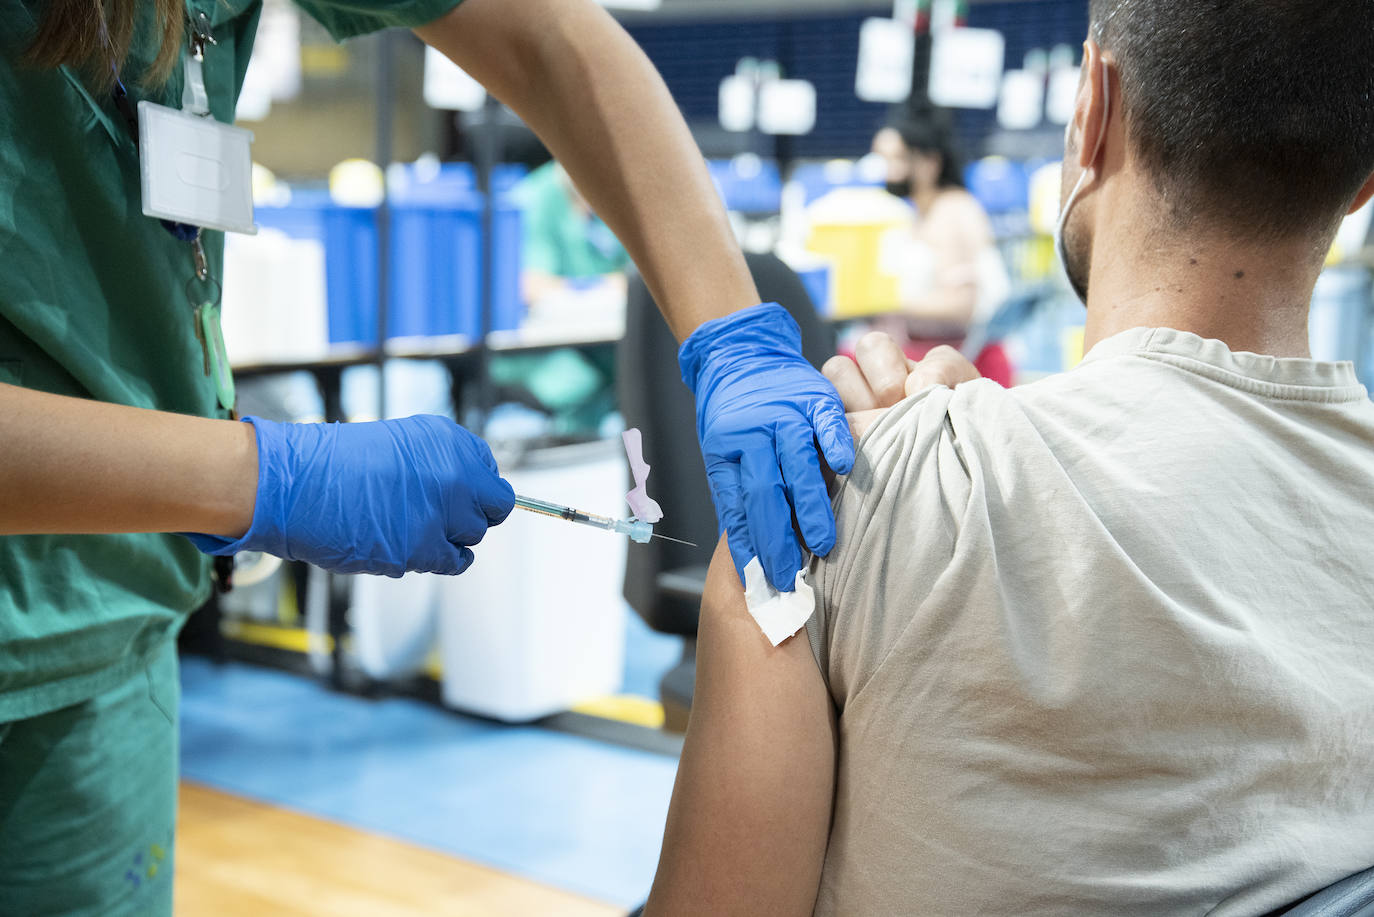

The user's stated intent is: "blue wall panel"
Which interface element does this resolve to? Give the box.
[956,1,1091,153]
[626,12,889,160]
[625,1,1092,161]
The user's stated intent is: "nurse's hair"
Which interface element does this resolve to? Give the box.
[1089,0,1374,242]
[25,0,183,92]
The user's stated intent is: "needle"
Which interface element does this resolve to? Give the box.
[514,493,697,547]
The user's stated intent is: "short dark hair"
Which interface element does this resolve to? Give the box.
[891,111,966,190]
[1091,0,1374,240]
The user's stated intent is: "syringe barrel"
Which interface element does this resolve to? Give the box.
[514,495,574,520]
[514,493,648,542]
[569,509,617,531]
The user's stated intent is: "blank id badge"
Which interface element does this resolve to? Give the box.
[138,101,256,235]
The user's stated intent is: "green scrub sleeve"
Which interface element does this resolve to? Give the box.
[522,205,566,276]
[293,0,465,42]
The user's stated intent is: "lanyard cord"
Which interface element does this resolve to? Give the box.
[106,9,213,248]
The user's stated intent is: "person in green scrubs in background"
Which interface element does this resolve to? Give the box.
[490,160,632,433]
[0,0,856,912]
[517,159,632,304]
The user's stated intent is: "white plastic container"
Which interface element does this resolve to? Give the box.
[350,573,440,681]
[436,438,628,721]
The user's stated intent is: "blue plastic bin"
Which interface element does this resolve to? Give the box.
[392,161,528,193]
[255,191,380,346]
[788,161,883,206]
[964,158,1030,216]
[795,264,832,316]
[388,180,524,340]
[708,158,783,213]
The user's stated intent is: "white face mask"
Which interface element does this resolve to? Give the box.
[1056,56,1112,306]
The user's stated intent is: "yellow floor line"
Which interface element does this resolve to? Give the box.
[572,694,666,729]
[220,619,332,655]
[219,623,664,729]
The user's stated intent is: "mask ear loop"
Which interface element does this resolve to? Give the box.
[1055,54,1113,303]
[1065,56,1113,205]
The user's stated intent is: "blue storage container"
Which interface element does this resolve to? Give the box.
[964,158,1030,216]
[795,264,832,316]
[388,179,524,341]
[1309,266,1373,366]
[490,190,524,334]
[788,161,882,205]
[708,158,783,213]
[392,161,529,194]
[255,191,380,347]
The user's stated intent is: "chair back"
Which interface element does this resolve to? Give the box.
[617,253,836,635]
[1270,865,1374,917]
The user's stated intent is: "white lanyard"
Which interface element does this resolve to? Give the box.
[182,10,213,117]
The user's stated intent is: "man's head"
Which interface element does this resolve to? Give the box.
[1060,0,1374,301]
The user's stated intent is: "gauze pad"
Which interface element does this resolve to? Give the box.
[742,557,815,646]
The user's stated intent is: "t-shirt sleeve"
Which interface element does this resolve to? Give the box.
[805,384,974,706]
[293,0,464,42]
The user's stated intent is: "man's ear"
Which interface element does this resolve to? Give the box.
[1071,40,1111,171]
[1348,171,1374,215]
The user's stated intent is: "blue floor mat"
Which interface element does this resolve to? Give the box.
[179,655,677,909]
[620,605,684,701]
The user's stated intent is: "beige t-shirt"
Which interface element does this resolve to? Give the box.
[806,327,1374,917]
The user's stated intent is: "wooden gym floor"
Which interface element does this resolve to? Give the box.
[176,783,623,917]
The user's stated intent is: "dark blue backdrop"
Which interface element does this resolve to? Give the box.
[624,1,1091,161]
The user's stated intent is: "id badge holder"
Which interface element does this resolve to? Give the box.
[137,51,256,235]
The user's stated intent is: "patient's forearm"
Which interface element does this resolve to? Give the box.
[0,382,257,537]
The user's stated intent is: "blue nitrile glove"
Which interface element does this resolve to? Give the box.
[679,303,855,591]
[186,415,515,577]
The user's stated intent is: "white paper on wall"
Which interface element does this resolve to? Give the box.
[856,18,915,104]
[719,74,757,132]
[997,69,1045,130]
[424,45,486,112]
[928,27,1006,110]
[1046,65,1081,125]
[758,79,817,136]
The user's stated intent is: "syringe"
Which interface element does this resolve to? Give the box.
[514,494,696,546]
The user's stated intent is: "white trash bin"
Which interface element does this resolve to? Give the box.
[350,572,440,682]
[436,438,629,722]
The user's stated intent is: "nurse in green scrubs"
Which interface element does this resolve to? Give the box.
[0,0,855,912]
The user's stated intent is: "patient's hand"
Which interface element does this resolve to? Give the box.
[823,332,981,440]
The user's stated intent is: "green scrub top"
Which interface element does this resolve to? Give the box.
[0,0,462,721]
[516,161,631,279]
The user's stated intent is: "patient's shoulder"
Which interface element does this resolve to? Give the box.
[846,378,1022,486]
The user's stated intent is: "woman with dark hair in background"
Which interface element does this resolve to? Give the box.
[871,112,1013,384]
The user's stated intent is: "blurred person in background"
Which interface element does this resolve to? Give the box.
[484,160,633,435]
[516,160,631,307]
[870,112,1013,384]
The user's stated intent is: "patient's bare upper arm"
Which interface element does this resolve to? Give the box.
[645,537,837,917]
